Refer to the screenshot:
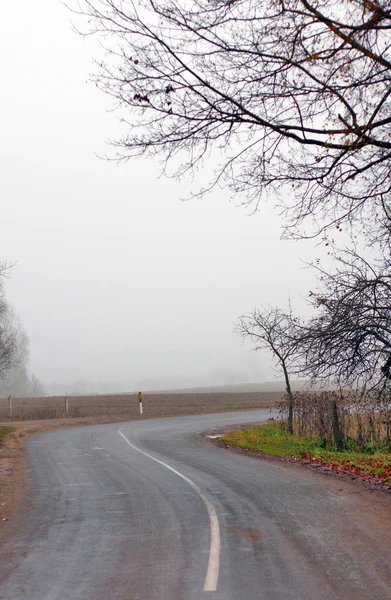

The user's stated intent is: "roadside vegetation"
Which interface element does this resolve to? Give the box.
[279,390,391,450]
[221,389,391,488]
[0,425,14,445]
[221,421,391,488]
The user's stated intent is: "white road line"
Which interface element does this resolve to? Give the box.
[118,428,220,592]
[66,482,92,486]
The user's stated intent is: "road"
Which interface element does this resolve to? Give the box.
[0,410,390,600]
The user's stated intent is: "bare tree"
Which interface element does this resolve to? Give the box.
[0,262,45,396]
[0,320,46,398]
[71,0,391,241]
[300,247,391,391]
[0,262,18,379]
[0,302,18,379]
[236,306,301,433]
[28,374,46,397]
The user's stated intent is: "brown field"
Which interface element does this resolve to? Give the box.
[0,391,281,422]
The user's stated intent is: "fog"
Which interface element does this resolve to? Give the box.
[1,1,322,393]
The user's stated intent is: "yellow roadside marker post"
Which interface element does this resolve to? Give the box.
[137,391,143,415]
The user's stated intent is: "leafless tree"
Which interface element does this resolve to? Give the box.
[71,0,391,241]
[0,303,18,379]
[0,262,18,379]
[28,374,46,397]
[0,312,46,398]
[300,247,391,392]
[236,306,301,433]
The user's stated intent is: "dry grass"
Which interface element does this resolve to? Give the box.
[279,390,391,450]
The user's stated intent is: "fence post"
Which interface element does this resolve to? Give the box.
[65,396,69,415]
[8,395,12,418]
[330,401,343,451]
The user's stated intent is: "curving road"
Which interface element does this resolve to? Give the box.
[0,410,390,600]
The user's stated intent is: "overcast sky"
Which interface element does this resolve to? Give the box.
[1,1,323,391]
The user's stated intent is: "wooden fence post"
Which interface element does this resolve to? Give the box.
[330,401,343,451]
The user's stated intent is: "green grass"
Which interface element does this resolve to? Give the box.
[221,422,391,484]
[0,425,14,445]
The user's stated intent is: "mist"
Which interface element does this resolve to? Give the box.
[0,1,322,394]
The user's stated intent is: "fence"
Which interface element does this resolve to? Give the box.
[279,390,391,449]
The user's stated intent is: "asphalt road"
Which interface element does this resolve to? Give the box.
[1,410,390,600]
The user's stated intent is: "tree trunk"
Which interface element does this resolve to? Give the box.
[330,401,343,452]
[282,363,294,435]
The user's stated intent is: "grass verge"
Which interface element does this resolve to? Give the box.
[221,423,391,487]
[0,425,14,445]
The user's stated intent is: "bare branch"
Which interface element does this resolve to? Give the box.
[69,0,391,241]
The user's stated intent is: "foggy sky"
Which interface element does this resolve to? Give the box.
[1,1,322,391]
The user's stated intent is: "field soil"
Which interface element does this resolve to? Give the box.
[0,391,279,420]
[0,391,280,532]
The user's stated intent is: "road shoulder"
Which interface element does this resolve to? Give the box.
[202,426,391,497]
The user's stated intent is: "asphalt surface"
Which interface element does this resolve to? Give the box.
[0,410,390,600]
